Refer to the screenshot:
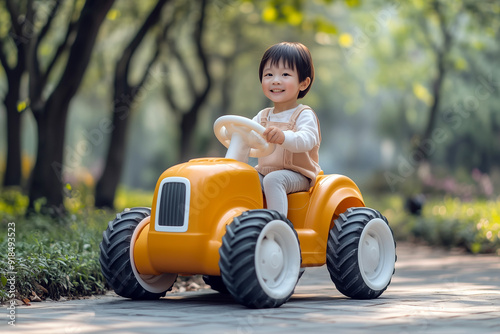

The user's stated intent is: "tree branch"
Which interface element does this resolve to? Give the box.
[117,0,170,97]
[134,32,162,93]
[42,0,80,83]
[171,40,197,95]
[36,0,62,49]
[25,0,35,33]
[162,0,210,121]
[163,60,180,114]
[26,0,44,105]
[420,0,455,161]
[191,0,210,102]
[0,5,27,93]
[163,66,180,114]
[0,37,13,75]
[160,0,190,115]
[47,0,115,116]
[42,17,78,87]
[433,0,453,51]
[417,15,438,52]
[5,0,21,37]
[136,7,177,92]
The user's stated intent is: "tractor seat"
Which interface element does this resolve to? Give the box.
[287,191,311,212]
[287,171,323,213]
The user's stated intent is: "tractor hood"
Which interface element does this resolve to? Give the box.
[150,158,262,232]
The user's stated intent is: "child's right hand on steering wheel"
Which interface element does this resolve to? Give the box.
[263,126,285,144]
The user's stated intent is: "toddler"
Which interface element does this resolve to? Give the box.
[253,42,321,216]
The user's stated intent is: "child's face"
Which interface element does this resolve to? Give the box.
[261,59,310,112]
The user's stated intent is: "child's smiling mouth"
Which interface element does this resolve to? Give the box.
[271,89,284,93]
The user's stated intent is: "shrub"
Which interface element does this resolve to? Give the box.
[412,197,500,254]
[0,207,113,302]
[367,193,500,255]
[0,185,159,303]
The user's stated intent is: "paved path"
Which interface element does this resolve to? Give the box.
[3,243,500,333]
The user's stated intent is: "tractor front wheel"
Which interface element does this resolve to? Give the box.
[99,207,177,300]
[219,210,301,308]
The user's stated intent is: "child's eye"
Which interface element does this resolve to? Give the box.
[264,73,272,77]
[283,73,290,76]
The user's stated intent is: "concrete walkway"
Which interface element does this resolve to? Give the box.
[3,242,500,333]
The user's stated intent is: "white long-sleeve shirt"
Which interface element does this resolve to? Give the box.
[252,104,320,153]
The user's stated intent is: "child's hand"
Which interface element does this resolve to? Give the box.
[263,126,285,144]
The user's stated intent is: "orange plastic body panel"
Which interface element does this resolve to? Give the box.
[288,174,364,266]
[133,158,364,276]
[133,216,161,275]
[134,158,263,276]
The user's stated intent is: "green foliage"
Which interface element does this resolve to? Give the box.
[0,186,159,302]
[364,194,413,241]
[0,204,115,302]
[258,0,357,34]
[0,188,28,218]
[0,185,209,302]
[0,230,107,302]
[115,186,154,210]
[0,189,120,302]
[412,197,500,254]
[367,193,500,255]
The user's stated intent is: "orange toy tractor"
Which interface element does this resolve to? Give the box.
[99,116,396,308]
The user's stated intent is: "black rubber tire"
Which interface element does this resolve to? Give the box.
[326,207,396,299]
[202,275,229,294]
[99,207,170,300]
[219,209,301,309]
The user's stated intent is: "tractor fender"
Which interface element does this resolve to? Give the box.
[306,174,364,245]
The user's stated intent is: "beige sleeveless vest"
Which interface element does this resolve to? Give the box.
[256,105,321,187]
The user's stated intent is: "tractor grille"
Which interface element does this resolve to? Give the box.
[155,178,190,232]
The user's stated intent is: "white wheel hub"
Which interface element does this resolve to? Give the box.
[260,235,284,281]
[358,218,396,291]
[255,220,300,299]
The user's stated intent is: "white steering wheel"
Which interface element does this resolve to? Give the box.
[214,115,275,162]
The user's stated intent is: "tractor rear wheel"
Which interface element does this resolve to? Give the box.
[327,207,396,299]
[99,207,177,300]
[219,210,301,308]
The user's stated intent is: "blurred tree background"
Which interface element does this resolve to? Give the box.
[0,0,499,212]
[1,0,500,302]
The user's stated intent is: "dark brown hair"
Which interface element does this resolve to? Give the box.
[259,42,314,99]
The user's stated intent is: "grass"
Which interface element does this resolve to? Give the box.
[1,187,499,303]
[0,186,151,303]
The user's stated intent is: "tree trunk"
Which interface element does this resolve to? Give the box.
[27,0,115,214]
[415,0,452,163]
[2,82,23,187]
[0,7,26,188]
[179,110,199,162]
[94,0,170,208]
[419,49,446,161]
[28,98,69,215]
[93,89,130,208]
[175,0,211,162]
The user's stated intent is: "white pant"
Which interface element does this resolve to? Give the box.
[259,170,310,216]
